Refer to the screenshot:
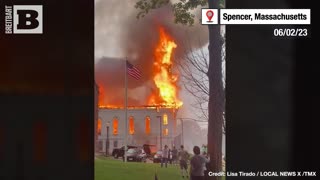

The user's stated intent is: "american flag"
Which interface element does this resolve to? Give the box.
[127,61,142,80]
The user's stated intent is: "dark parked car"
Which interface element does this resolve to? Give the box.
[153,150,162,163]
[142,144,156,158]
[112,145,137,159]
[126,148,147,162]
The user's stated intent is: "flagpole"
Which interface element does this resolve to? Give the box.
[124,57,128,163]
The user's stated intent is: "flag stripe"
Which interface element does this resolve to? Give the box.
[128,67,141,77]
[128,71,140,78]
[128,67,141,76]
[128,71,140,80]
[131,67,141,75]
[127,61,142,80]
[127,71,141,79]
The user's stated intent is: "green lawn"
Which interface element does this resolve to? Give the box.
[95,156,225,180]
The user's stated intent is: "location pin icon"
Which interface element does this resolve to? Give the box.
[206,10,214,21]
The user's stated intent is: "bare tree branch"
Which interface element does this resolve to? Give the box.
[176,36,225,134]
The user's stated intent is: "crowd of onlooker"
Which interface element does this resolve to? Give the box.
[160,144,210,180]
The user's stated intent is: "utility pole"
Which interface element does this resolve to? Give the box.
[124,58,128,162]
[106,121,110,156]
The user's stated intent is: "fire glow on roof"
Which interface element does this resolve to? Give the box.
[98,105,179,110]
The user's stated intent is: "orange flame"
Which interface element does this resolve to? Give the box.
[97,27,182,109]
[129,116,135,135]
[98,86,105,107]
[148,27,183,108]
[113,118,118,135]
[97,119,101,135]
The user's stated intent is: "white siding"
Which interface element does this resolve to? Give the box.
[97,108,177,153]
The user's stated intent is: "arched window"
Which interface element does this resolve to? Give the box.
[129,116,134,135]
[163,128,169,136]
[97,119,102,135]
[113,117,118,135]
[145,116,151,135]
[163,114,168,125]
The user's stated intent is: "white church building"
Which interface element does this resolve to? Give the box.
[96,106,181,154]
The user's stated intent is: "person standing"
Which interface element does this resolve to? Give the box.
[178,145,189,178]
[172,146,178,165]
[168,148,173,164]
[161,145,169,168]
[190,146,210,180]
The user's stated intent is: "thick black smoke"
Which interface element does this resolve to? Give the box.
[95,0,208,105]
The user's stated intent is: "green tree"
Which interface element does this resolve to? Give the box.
[135,1,225,179]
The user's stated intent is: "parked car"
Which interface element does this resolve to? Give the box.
[112,145,137,159]
[142,144,156,158]
[126,148,147,162]
[153,150,162,163]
